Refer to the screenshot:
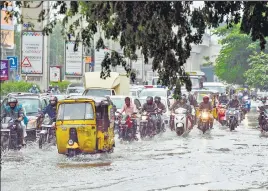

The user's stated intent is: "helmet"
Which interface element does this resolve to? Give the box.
[233,94,238,100]
[49,96,58,106]
[8,97,18,108]
[154,96,161,103]
[180,95,187,104]
[203,95,209,103]
[33,84,37,89]
[261,96,267,103]
[146,96,153,105]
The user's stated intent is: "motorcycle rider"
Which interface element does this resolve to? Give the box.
[47,84,53,93]
[198,95,214,129]
[1,97,24,147]
[120,97,138,138]
[39,96,58,122]
[170,95,193,129]
[243,88,249,97]
[226,94,241,124]
[188,93,198,107]
[53,85,61,94]
[29,84,40,94]
[141,96,158,134]
[257,96,268,112]
[219,93,229,105]
[154,96,166,131]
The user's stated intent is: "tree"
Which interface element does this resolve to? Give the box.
[244,52,268,89]
[202,56,213,66]
[213,24,253,84]
[2,1,268,95]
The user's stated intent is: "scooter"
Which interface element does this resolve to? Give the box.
[1,117,23,151]
[258,106,268,136]
[226,108,239,131]
[140,111,157,139]
[117,112,138,142]
[38,114,56,149]
[197,110,211,134]
[218,104,227,126]
[172,108,191,136]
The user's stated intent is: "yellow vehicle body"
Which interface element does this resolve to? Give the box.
[55,96,115,156]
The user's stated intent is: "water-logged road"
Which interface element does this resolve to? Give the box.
[1,109,268,191]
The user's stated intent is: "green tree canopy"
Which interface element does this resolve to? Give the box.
[2,1,268,95]
[244,52,268,89]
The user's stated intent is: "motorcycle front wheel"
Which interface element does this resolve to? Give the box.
[38,134,46,149]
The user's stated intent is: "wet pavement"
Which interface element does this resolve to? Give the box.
[1,107,268,191]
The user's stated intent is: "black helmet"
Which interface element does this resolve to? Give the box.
[146,96,153,105]
[49,96,58,106]
[180,95,187,104]
[154,96,161,103]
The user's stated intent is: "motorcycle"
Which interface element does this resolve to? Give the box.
[38,114,56,149]
[258,106,268,136]
[172,108,191,136]
[197,110,211,134]
[226,108,239,131]
[1,117,23,151]
[217,104,227,126]
[155,109,166,134]
[117,112,138,142]
[140,110,157,139]
[242,96,251,113]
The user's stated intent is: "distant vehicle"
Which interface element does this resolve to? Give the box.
[139,87,172,107]
[203,82,226,94]
[54,94,66,101]
[66,83,84,95]
[130,88,142,97]
[109,95,142,113]
[83,72,130,97]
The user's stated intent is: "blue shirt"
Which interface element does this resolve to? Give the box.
[42,104,57,120]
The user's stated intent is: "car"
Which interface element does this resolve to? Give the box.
[130,88,142,98]
[138,96,170,126]
[1,92,51,141]
[203,82,226,94]
[66,83,84,95]
[139,88,172,107]
[109,95,142,113]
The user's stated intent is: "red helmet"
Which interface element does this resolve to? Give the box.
[203,95,209,102]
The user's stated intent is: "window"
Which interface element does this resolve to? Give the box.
[57,103,94,120]
[134,99,141,108]
[16,98,40,116]
[84,89,111,97]
[110,98,124,110]
[41,99,47,109]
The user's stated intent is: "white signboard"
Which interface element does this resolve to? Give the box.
[65,41,83,76]
[50,66,60,82]
[21,31,43,74]
[94,48,110,72]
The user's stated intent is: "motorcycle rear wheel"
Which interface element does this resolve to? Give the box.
[38,134,46,149]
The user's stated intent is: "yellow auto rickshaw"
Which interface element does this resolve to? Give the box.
[55,96,115,156]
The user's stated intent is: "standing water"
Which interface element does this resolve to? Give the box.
[1,111,268,191]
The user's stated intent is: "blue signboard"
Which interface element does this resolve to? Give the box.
[7,56,18,71]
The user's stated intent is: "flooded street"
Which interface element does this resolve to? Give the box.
[1,109,268,191]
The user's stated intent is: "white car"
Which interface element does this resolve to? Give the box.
[139,96,170,126]
[139,88,172,107]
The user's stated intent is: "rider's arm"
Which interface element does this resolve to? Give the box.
[161,103,167,113]
[120,104,125,114]
[17,107,25,121]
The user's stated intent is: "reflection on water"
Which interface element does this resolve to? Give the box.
[1,104,268,191]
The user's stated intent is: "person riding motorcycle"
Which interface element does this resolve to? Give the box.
[154,96,166,131]
[198,95,214,129]
[1,97,25,147]
[29,84,40,94]
[258,104,268,132]
[39,96,57,122]
[170,95,193,129]
[53,85,61,94]
[257,96,268,112]
[141,96,158,134]
[219,93,229,105]
[243,88,249,97]
[120,97,138,138]
[47,84,53,93]
[226,94,241,124]
[188,93,198,107]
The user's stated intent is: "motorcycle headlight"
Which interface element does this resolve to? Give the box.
[141,116,148,120]
[68,139,74,145]
[201,113,209,119]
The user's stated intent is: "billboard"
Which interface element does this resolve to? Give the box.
[21,31,43,74]
[1,9,14,49]
[65,41,83,76]
[0,60,9,81]
[50,66,61,82]
[94,48,110,72]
